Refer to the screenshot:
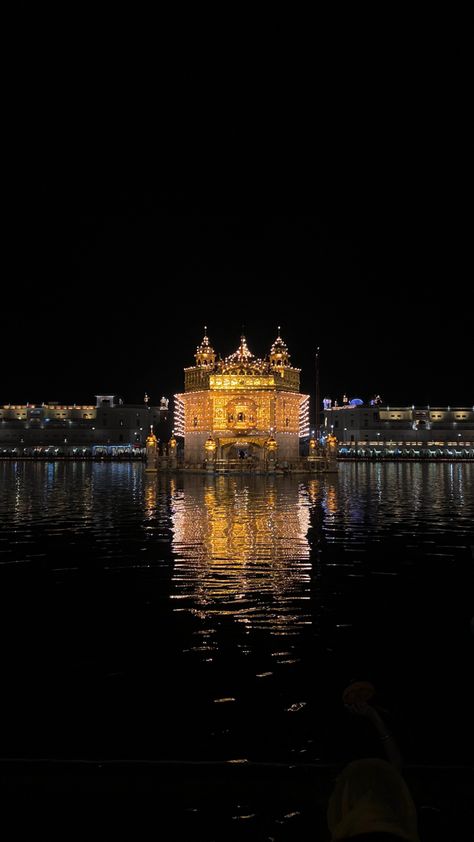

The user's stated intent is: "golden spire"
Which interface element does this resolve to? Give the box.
[229,335,254,361]
[270,327,290,366]
[195,327,216,367]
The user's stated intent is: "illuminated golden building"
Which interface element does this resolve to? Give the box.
[175,329,310,466]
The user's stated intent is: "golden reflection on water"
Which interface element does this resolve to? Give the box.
[171,476,311,562]
[323,482,338,516]
[168,476,316,631]
[144,475,158,520]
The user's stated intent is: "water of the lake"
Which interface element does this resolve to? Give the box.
[0,461,473,766]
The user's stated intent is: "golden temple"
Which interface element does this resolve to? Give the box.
[174,328,310,468]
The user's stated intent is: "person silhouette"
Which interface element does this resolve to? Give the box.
[327,684,420,840]
[327,757,420,841]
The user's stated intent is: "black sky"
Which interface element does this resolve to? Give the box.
[7,2,472,419]
[8,137,472,415]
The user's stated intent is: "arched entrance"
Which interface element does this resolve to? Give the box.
[220,439,265,465]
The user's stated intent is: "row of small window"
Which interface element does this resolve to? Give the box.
[228,413,256,423]
[343,438,473,445]
[430,414,469,419]
[191,416,291,427]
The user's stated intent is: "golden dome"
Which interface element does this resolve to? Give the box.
[270,326,289,354]
[270,327,290,366]
[220,335,269,375]
[195,327,216,368]
[196,327,213,354]
[227,335,254,362]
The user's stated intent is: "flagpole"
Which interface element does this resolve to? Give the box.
[315,347,320,436]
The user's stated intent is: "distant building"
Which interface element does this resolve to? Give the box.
[0,395,172,455]
[175,329,310,466]
[323,401,474,457]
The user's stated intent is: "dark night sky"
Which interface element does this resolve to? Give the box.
[7,8,472,419]
[7,151,472,416]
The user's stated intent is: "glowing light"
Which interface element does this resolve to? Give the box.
[266,434,278,451]
[204,435,217,453]
[180,331,310,464]
[299,395,310,438]
[174,394,185,437]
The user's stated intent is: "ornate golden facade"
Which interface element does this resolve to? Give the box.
[175,330,309,465]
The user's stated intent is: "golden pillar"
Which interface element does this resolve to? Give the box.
[204,434,217,472]
[145,426,158,473]
[265,432,278,472]
[325,433,338,473]
[168,433,177,470]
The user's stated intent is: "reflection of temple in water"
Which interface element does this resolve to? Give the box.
[168,475,314,630]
